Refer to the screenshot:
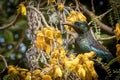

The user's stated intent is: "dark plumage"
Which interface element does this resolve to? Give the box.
[66,21,114,63]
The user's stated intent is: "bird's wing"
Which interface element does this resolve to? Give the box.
[90,41,114,62]
[90,41,110,52]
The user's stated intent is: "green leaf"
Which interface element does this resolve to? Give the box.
[3,74,20,80]
[100,34,115,45]
[0,61,5,71]
[3,74,12,80]
[10,20,27,31]
[3,30,14,43]
[101,34,110,38]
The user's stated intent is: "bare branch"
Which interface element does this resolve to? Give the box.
[0,14,19,30]
[98,9,112,18]
[98,35,116,41]
[0,55,8,73]
[91,0,95,13]
[27,6,49,27]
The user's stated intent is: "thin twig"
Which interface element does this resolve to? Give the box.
[0,55,8,73]
[91,0,95,13]
[66,31,69,49]
[74,0,80,11]
[97,8,112,19]
[39,0,47,7]
[88,9,112,25]
[97,35,116,41]
[27,6,49,27]
[0,14,19,30]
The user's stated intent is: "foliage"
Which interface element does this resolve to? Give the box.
[0,0,120,80]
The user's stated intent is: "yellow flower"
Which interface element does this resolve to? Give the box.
[67,10,78,23]
[116,44,120,62]
[36,30,47,50]
[8,65,19,75]
[45,30,54,39]
[20,71,26,78]
[50,58,58,64]
[57,4,64,11]
[64,25,76,32]
[54,30,63,45]
[51,47,59,57]
[114,23,120,40]
[76,64,86,79]
[45,43,51,55]
[32,69,41,76]
[53,65,62,78]
[43,28,54,39]
[77,12,87,21]
[65,57,79,71]
[58,47,67,63]
[69,54,75,60]
[59,47,66,56]
[25,72,31,80]
[116,44,120,56]
[36,36,46,50]
[16,67,28,72]
[85,61,98,79]
[41,74,52,80]
[70,10,77,15]
[37,30,44,37]
[36,27,63,55]
[65,10,87,32]
[17,2,26,16]
[84,51,95,59]
[54,30,62,38]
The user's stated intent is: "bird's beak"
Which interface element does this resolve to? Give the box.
[62,23,74,27]
[62,23,78,39]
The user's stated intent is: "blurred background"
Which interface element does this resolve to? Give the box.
[0,0,119,78]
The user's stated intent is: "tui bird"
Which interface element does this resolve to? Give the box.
[64,21,114,63]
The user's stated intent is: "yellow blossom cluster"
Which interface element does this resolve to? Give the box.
[17,2,26,16]
[49,46,67,64]
[64,51,98,80]
[8,46,98,79]
[8,65,52,80]
[34,25,98,79]
[43,49,97,79]
[35,27,63,55]
[114,23,120,40]
[65,10,87,32]
[46,47,97,79]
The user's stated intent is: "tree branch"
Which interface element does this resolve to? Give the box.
[79,3,115,35]
[27,6,49,27]
[0,14,19,30]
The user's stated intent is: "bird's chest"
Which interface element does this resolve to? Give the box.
[76,37,92,52]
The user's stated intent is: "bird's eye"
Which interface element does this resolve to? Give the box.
[76,23,80,26]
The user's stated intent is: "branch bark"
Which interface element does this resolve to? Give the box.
[27,6,49,27]
[97,35,116,41]
[79,3,115,35]
[0,14,19,30]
